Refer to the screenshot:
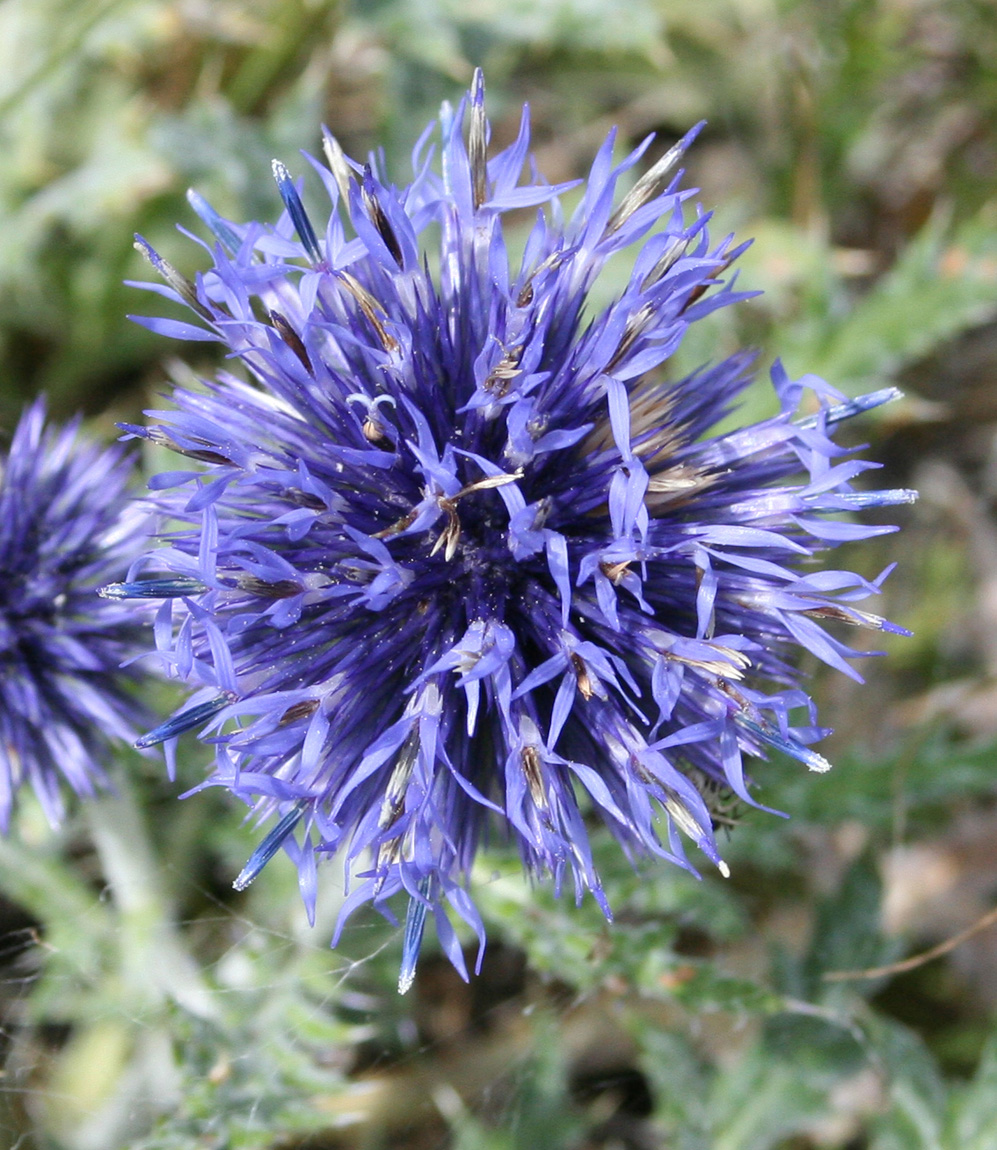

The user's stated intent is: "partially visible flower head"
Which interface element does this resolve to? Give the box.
[117,71,915,989]
[0,399,149,829]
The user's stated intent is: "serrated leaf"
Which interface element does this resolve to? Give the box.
[790,208,997,396]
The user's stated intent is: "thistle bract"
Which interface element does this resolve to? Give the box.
[0,400,148,828]
[119,72,914,987]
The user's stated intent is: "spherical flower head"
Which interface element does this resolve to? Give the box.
[121,71,915,989]
[0,399,150,829]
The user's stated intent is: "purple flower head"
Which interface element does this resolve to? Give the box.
[0,399,150,829]
[117,71,915,990]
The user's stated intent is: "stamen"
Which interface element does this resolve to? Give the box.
[430,501,461,561]
[133,236,215,322]
[606,304,654,373]
[121,424,232,465]
[522,746,547,809]
[361,168,404,268]
[279,699,320,725]
[801,605,913,637]
[373,507,417,540]
[516,252,565,308]
[468,67,488,211]
[268,311,313,374]
[483,345,523,396]
[570,652,595,699]
[600,560,631,584]
[378,732,420,830]
[235,576,304,599]
[336,272,399,353]
[605,122,705,235]
[640,235,690,291]
[322,129,355,205]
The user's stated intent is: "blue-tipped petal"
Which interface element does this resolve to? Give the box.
[272,160,323,263]
[100,577,208,600]
[735,717,832,773]
[186,189,244,255]
[233,803,306,892]
[823,488,919,510]
[398,876,432,995]
[798,387,904,429]
[135,695,230,748]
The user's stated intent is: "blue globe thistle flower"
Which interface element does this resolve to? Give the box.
[115,71,915,989]
[0,399,149,829]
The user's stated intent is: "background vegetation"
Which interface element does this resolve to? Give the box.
[1,0,996,1146]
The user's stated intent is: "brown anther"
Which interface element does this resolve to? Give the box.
[640,236,690,291]
[468,67,489,211]
[716,678,750,710]
[646,465,708,494]
[237,576,303,599]
[361,175,404,268]
[680,259,731,314]
[516,252,565,308]
[362,416,386,443]
[644,464,714,514]
[604,131,698,236]
[269,310,313,374]
[453,470,522,500]
[144,427,232,466]
[279,699,320,726]
[803,606,859,626]
[570,652,594,700]
[378,732,419,831]
[373,507,418,539]
[600,560,631,585]
[522,746,547,809]
[483,345,524,396]
[430,500,461,561]
[337,272,399,353]
[660,640,750,681]
[606,304,654,374]
[285,488,327,511]
[134,239,217,323]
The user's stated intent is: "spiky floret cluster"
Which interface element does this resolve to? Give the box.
[0,400,148,829]
[115,72,914,987]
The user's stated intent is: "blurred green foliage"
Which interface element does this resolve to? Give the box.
[1,0,996,1147]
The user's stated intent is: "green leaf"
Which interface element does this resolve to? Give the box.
[944,1035,997,1150]
[786,207,997,395]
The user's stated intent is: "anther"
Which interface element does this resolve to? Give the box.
[133,235,215,323]
[468,67,488,211]
[269,311,313,374]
